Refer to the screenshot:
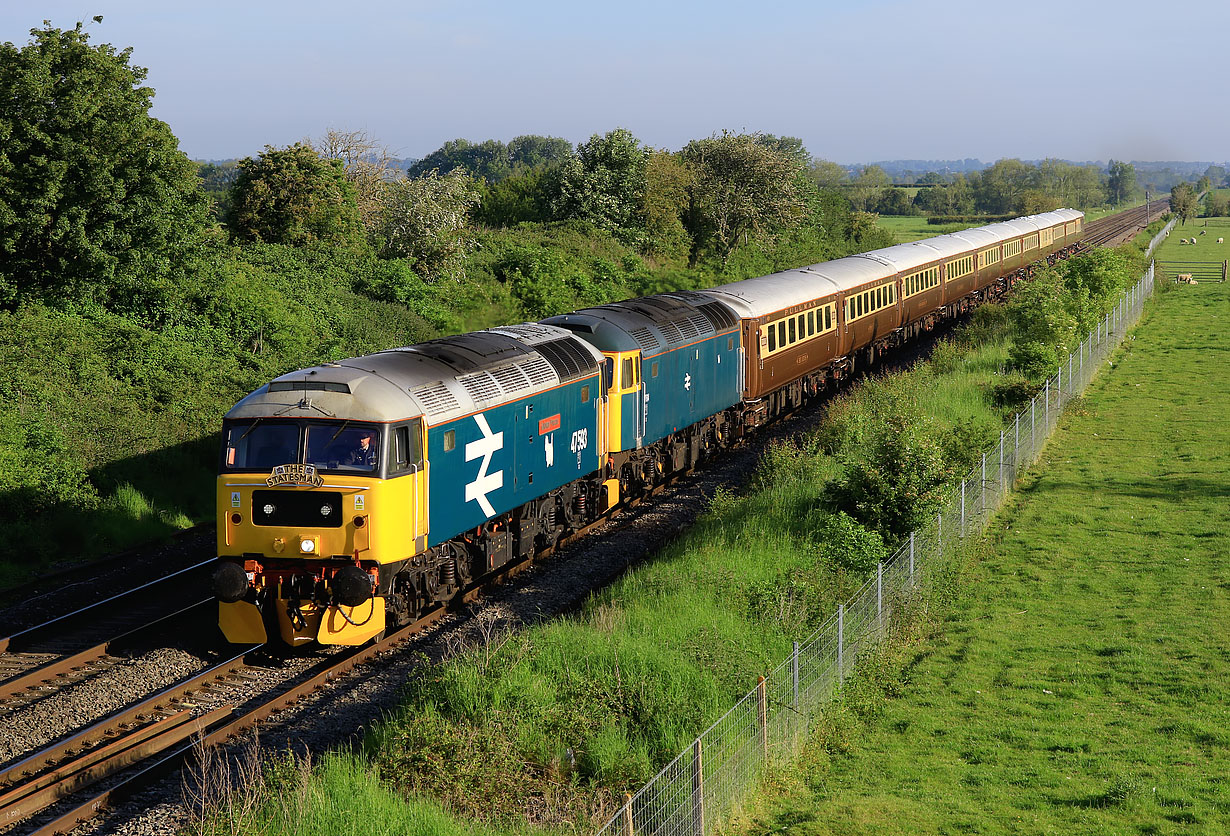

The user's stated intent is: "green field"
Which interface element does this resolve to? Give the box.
[731,263,1230,832]
[875,216,976,243]
[1155,216,1230,266]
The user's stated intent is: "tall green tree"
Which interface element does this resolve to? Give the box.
[681,132,803,264]
[973,158,1035,214]
[551,128,648,237]
[638,150,692,264]
[0,19,208,313]
[807,159,848,189]
[848,164,890,212]
[1107,160,1137,206]
[377,170,481,281]
[1170,182,1198,224]
[225,143,365,248]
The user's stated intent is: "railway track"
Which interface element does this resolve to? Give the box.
[0,562,217,713]
[1078,198,1169,250]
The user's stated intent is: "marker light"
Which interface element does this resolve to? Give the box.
[300,538,315,554]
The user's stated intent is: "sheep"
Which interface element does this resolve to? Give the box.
[1218,238,1224,244]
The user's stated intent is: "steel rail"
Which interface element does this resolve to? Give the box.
[0,559,218,656]
[0,599,215,705]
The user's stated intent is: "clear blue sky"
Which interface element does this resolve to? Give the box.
[4,0,1225,164]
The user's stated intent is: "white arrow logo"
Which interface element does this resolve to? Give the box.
[465,413,503,518]
[684,372,692,391]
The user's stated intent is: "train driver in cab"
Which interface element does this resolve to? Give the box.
[346,429,379,469]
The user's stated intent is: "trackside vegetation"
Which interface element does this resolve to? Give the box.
[185,236,1156,834]
[726,232,1229,834]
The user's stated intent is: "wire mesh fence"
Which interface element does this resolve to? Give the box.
[595,227,1172,836]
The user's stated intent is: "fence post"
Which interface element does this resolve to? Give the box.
[1014,412,1020,471]
[1045,379,1050,427]
[1068,353,1073,396]
[960,479,966,536]
[837,605,844,683]
[691,739,704,836]
[1031,397,1036,450]
[1058,362,1063,402]
[792,642,800,710]
[757,676,769,760]
[998,431,1004,498]
[981,452,987,515]
[909,530,915,580]
[623,793,634,836]
[877,561,883,634]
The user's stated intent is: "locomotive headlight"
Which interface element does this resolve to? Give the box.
[299,538,316,554]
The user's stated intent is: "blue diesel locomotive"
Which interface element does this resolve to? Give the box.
[213,210,1082,646]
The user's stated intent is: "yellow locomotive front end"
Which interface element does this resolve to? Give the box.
[213,412,427,647]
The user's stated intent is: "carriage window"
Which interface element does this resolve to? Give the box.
[825,307,832,330]
[788,318,796,343]
[778,322,785,346]
[807,311,815,335]
[767,325,776,352]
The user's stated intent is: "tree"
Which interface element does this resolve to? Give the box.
[756,134,811,169]
[848,165,890,212]
[310,129,397,233]
[550,128,648,237]
[916,171,949,186]
[807,159,847,190]
[1196,175,1212,194]
[474,166,553,227]
[225,143,365,247]
[1020,189,1062,214]
[973,158,1034,214]
[1170,182,1198,224]
[681,131,803,264]
[638,150,692,264]
[377,170,481,280]
[0,20,209,312]
[506,135,572,171]
[1107,160,1136,206]
[876,188,917,216]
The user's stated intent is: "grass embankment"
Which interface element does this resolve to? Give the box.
[190,240,1153,835]
[729,238,1230,833]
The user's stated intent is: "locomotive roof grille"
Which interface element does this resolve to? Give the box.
[459,371,502,404]
[629,326,661,352]
[268,380,352,394]
[658,320,686,346]
[696,302,738,331]
[536,337,596,383]
[412,383,460,416]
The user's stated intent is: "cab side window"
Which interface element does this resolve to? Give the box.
[622,357,634,388]
[389,420,424,475]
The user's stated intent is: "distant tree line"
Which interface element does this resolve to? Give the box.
[217,127,875,281]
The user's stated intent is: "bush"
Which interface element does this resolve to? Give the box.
[812,511,888,574]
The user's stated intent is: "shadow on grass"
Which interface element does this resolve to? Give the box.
[0,433,219,588]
